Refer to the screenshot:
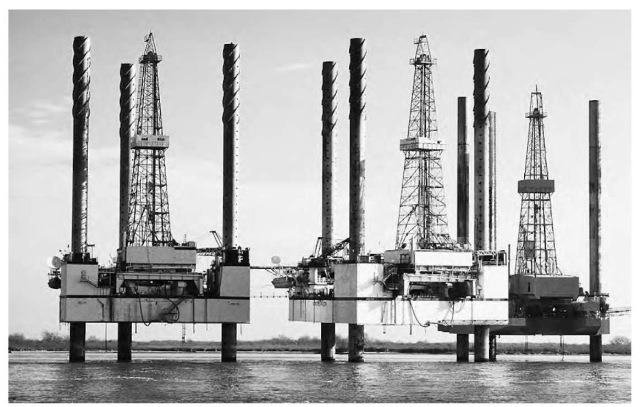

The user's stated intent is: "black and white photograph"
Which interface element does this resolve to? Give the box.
[6,4,634,403]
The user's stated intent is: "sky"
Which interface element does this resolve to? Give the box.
[7,10,632,344]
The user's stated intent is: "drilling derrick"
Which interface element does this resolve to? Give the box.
[515,88,560,275]
[396,35,454,250]
[127,32,173,246]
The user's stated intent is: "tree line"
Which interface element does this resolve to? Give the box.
[8,332,631,355]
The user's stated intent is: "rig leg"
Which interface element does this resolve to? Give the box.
[456,334,469,362]
[321,323,336,361]
[69,322,86,363]
[589,335,603,362]
[489,334,497,362]
[473,326,489,363]
[117,322,132,362]
[348,324,364,363]
[221,323,237,362]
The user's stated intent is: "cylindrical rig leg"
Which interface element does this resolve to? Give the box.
[320,62,337,363]
[473,326,489,363]
[71,36,91,262]
[221,323,237,362]
[590,335,603,362]
[69,322,86,363]
[348,324,364,363]
[118,63,135,258]
[589,101,603,364]
[457,96,469,246]
[489,334,497,362]
[488,111,497,250]
[69,36,90,364]
[222,43,239,248]
[321,323,336,361]
[321,61,337,252]
[347,39,366,365]
[589,100,601,297]
[473,49,490,251]
[117,322,132,362]
[221,43,240,364]
[348,38,367,262]
[456,334,469,362]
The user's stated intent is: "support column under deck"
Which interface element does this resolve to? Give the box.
[489,334,497,362]
[117,322,132,362]
[348,324,364,363]
[456,334,469,362]
[590,335,603,362]
[321,323,336,361]
[221,322,238,362]
[69,322,86,363]
[221,323,237,362]
[473,326,489,363]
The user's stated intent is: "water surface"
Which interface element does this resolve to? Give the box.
[9,352,631,403]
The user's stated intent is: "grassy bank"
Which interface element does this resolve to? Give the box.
[8,333,631,355]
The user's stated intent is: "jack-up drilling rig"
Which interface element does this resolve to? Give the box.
[286,35,510,363]
[502,89,609,333]
[48,34,251,363]
[441,87,610,362]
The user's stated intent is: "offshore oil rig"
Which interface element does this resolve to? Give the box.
[281,36,611,363]
[49,32,616,364]
[47,34,250,362]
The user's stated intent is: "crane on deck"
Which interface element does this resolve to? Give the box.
[260,237,350,289]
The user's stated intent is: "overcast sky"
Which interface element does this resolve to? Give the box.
[8,10,631,343]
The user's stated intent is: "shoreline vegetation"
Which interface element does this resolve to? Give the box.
[9,333,631,355]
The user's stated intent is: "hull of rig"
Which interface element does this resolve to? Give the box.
[49,34,250,362]
[288,253,508,327]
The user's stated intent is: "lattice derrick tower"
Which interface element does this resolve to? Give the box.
[396,34,454,250]
[515,88,560,275]
[127,32,174,247]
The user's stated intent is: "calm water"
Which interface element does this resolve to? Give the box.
[9,352,631,403]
